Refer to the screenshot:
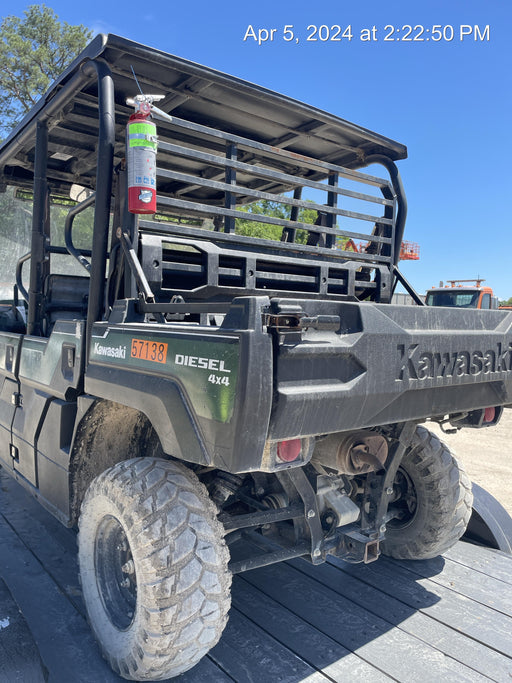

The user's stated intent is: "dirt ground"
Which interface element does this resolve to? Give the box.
[427,409,512,516]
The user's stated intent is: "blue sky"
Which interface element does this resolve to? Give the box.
[9,0,512,298]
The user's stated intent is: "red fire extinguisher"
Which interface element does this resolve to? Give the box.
[126,96,158,214]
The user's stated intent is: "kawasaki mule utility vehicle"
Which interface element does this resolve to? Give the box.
[0,34,511,680]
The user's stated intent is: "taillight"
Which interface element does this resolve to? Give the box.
[483,407,496,423]
[277,439,302,462]
[261,436,314,471]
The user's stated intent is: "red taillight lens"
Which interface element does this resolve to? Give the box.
[484,407,496,423]
[277,439,302,462]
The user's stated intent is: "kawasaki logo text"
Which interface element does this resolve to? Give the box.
[93,343,127,359]
[396,342,512,381]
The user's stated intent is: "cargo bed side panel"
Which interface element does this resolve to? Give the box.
[85,300,273,472]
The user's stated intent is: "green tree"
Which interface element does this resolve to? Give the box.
[0,5,92,137]
[236,198,318,242]
[0,5,93,296]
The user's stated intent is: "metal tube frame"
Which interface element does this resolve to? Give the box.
[22,58,115,345]
[27,121,49,336]
[84,59,116,360]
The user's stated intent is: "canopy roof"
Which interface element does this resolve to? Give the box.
[0,34,407,197]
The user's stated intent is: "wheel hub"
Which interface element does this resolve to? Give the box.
[95,515,137,630]
[387,467,418,529]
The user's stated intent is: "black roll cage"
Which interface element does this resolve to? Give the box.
[0,34,415,358]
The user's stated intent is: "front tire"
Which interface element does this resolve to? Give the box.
[78,457,231,681]
[381,426,473,560]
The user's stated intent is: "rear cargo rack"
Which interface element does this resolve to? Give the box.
[138,234,384,302]
[140,113,397,264]
[134,113,400,302]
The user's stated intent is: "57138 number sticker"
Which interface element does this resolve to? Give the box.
[131,338,168,364]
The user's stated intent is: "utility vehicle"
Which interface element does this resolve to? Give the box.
[0,34,511,681]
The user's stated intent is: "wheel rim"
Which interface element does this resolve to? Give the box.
[94,515,137,630]
[387,467,418,529]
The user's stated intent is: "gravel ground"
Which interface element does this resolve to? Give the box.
[426,409,512,516]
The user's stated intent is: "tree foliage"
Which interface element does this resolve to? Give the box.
[236,199,317,242]
[234,198,354,250]
[0,5,92,136]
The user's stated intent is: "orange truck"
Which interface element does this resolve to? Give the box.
[425,279,499,310]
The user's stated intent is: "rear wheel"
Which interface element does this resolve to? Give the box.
[78,457,231,681]
[381,426,473,560]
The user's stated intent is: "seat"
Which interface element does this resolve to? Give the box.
[42,273,89,334]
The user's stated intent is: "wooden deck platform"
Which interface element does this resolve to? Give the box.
[1,466,512,682]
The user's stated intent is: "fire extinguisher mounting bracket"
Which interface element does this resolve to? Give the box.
[126,94,165,107]
[150,105,173,125]
[126,94,173,124]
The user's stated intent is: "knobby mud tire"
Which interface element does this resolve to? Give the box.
[381,425,473,560]
[78,457,231,681]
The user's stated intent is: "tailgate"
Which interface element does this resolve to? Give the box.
[269,301,512,439]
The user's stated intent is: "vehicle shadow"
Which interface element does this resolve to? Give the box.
[210,553,445,682]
